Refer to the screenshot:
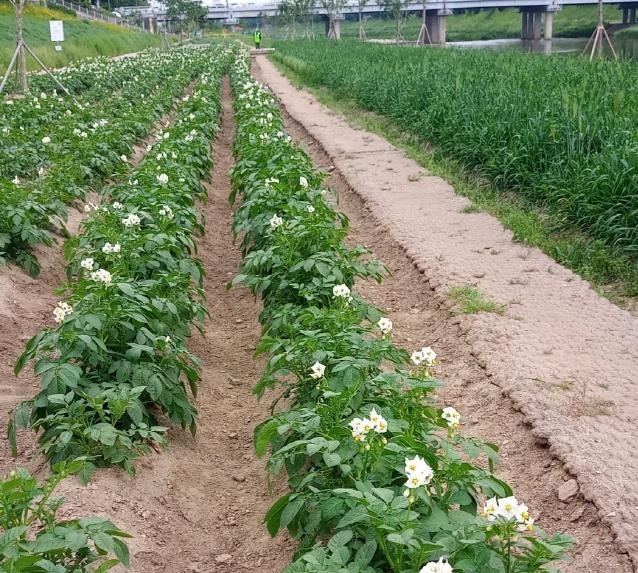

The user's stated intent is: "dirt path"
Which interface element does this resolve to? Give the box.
[252,56,637,572]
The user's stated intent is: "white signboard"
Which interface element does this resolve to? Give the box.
[49,20,65,42]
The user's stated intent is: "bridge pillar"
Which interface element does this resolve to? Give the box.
[521,9,543,40]
[425,12,447,45]
[544,11,553,41]
[632,6,637,24]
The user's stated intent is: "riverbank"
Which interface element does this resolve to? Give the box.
[0,2,160,70]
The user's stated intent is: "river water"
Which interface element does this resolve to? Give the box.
[448,36,638,59]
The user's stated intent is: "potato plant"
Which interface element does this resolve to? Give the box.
[0,460,130,572]
[228,46,572,573]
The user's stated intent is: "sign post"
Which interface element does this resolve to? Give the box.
[49,20,64,51]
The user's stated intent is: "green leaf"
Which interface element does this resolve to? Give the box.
[254,419,278,457]
[280,498,305,529]
[264,494,290,537]
[93,559,122,573]
[327,530,353,552]
[146,375,162,401]
[371,487,395,504]
[336,507,368,528]
[354,539,377,565]
[323,452,341,467]
[117,283,136,297]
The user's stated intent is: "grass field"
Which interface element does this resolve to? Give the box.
[0,1,160,70]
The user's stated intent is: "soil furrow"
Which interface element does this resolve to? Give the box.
[54,76,295,573]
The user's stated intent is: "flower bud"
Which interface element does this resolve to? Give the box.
[403,489,410,498]
[364,444,370,451]
[381,437,387,445]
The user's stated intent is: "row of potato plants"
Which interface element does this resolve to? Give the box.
[0,50,210,277]
[272,41,638,261]
[228,47,571,573]
[0,51,164,148]
[9,45,233,481]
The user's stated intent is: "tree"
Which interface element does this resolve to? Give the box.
[319,0,347,39]
[278,0,297,39]
[356,0,370,39]
[166,0,207,34]
[380,0,410,42]
[8,0,27,93]
[293,0,315,39]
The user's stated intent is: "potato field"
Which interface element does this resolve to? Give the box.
[0,41,636,573]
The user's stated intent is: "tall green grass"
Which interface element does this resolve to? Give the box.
[271,41,638,297]
[0,2,160,70]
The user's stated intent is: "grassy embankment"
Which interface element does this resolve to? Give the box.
[263,6,622,42]
[270,42,638,310]
[0,1,160,70]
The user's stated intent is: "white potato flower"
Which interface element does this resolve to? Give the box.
[111,202,123,210]
[159,205,174,219]
[53,301,73,323]
[102,242,121,254]
[120,155,128,162]
[411,350,424,366]
[419,558,454,573]
[404,455,434,489]
[90,269,112,284]
[12,176,19,185]
[269,214,283,229]
[368,408,388,433]
[411,346,437,367]
[80,258,95,270]
[157,173,169,185]
[377,317,393,335]
[441,407,461,428]
[122,213,141,227]
[421,346,437,366]
[42,136,51,145]
[310,361,325,380]
[307,205,315,213]
[481,496,533,531]
[299,176,309,188]
[332,284,351,298]
[349,417,368,442]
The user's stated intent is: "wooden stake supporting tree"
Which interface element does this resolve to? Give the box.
[582,0,617,60]
[0,0,70,95]
[415,0,431,45]
[357,0,369,40]
[380,0,409,43]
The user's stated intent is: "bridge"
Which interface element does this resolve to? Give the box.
[49,0,638,45]
[193,0,637,44]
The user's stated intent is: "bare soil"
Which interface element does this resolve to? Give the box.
[0,63,635,573]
